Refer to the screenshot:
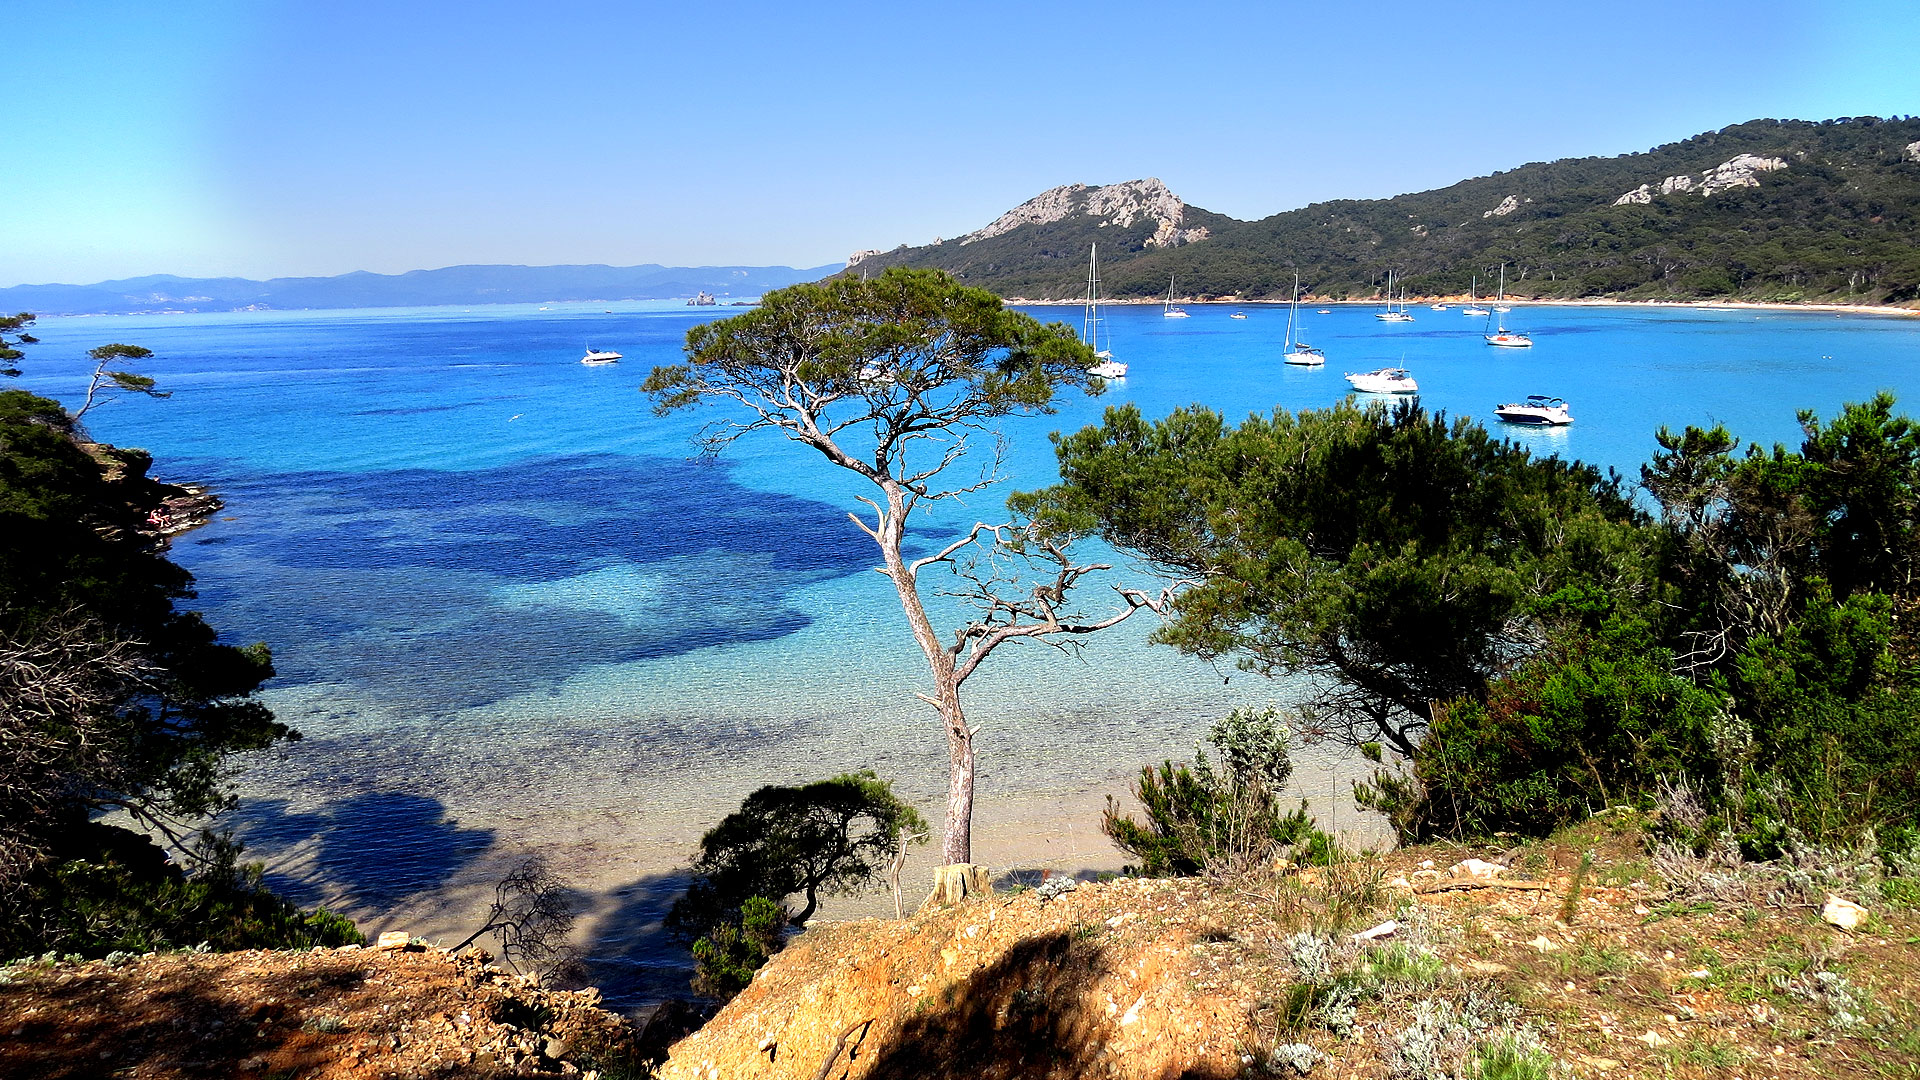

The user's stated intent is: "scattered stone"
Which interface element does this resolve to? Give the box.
[542,1037,568,1060]
[1822,894,1867,931]
[1637,1030,1670,1047]
[374,931,413,950]
[1450,858,1504,880]
[1035,876,1078,903]
[1352,920,1399,944]
[1529,935,1559,953]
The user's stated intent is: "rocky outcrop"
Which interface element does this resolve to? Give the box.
[1483,194,1520,218]
[846,249,885,268]
[959,179,1208,248]
[1614,154,1786,204]
[1905,140,1920,163]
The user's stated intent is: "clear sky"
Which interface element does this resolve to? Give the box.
[4,0,1916,286]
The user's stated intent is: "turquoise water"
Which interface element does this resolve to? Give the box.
[17,299,1920,1002]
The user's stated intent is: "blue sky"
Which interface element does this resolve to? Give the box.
[4,0,1916,286]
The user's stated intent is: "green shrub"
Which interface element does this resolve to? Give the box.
[0,824,362,959]
[1105,707,1332,877]
[689,896,786,1002]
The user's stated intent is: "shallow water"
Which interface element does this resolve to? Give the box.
[20,299,1920,1004]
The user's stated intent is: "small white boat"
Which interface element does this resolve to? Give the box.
[1483,266,1532,347]
[1281,274,1324,367]
[581,348,622,365]
[1162,274,1189,318]
[1494,395,1573,425]
[1083,245,1127,378]
[1463,275,1490,317]
[1345,367,1418,394]
[1375,271,1414,322]
[1230,311,1248,320]
[1316,308,1332,315]
[1430,303,1450,311]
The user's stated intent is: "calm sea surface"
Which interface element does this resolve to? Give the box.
[18,299,1920,1003]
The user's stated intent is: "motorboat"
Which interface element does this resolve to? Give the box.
[1430,303,1450,310]
[1494,396,1572,425]
[1281,273,1324,367]
[1083,245,1127,378]
[1316,308,1332,315]
[1345,367,1417,394]
[1230,311,1248,320]
[581,348,622,365]
[1161,274,1189,318]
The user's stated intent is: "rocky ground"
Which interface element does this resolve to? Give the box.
[0,939,662,1080]
[5,815,1915,1079]
[663,813,1919,1079]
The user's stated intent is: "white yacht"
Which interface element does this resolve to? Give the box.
[1375,271,1414,322]
[1281,274,1324,367]
[1463,275,1491,317]
[1483,266,1533,347]
[1494,396,1573,425]
[1161,274,1190,318]
[1230,311,1248,320]
[1083,245,1127,378]
[581,347,622,365]
[1345,367,1418,394]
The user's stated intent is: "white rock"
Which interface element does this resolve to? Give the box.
[1660,174,1696,195]
[374,931,411,950]
[958,179,1203,247]
[1529,935,1559,953]
[1352,920,1399,943]
[1483,194,1520,218]
[1613,184,1654,205]
[1823,894,1868,930]
[1700,154,1787,195]
[1417,859,1435,870]
[1907,140,1920,164]
[1120,993,1146,1027]
[1637,1030,1670,1048]
[1450,858,1505,880]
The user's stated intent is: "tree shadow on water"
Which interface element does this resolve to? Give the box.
[575,870,699,1013]
[222,792,495,911]
[854,931,1238,1080]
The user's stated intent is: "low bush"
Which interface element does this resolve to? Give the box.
[1105,707,1333,878]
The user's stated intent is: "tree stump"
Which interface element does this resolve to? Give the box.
[924,863,993,908]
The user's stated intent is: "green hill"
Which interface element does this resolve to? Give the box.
[847,117,1920,305]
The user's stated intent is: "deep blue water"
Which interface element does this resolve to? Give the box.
[17,298,1920,1004]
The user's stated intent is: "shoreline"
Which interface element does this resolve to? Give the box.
[1010,296,1920,317]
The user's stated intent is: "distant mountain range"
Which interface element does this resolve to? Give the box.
[0,262,843,316]
[846,117,1920,305]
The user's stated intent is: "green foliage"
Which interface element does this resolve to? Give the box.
[1104,707,1331,877]
[669,770,926,937]
[689,895,787,1002]
[0,313,35,377]
[1,384,295,954]
[0,824,361,959]
[858,117,1920,307]
[1043,398,1643,755]
[1355,601,1723,839]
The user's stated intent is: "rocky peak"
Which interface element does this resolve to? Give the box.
[1905,140,1920,163]
[959,178,1209,248]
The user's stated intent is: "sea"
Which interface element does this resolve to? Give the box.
[17,298,1920,1004]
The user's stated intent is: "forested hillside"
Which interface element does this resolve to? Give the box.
[851,117,1920,305]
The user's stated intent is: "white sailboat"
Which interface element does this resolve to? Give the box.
[1282,274,1324,367]
[1162,274,1190,318]
[1484,265,1533,348]
[1084,244,1127,379]
[1375,270,1414,322]
[1462,275,1490,317]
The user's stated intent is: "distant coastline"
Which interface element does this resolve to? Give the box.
[1010,296,1920,317]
